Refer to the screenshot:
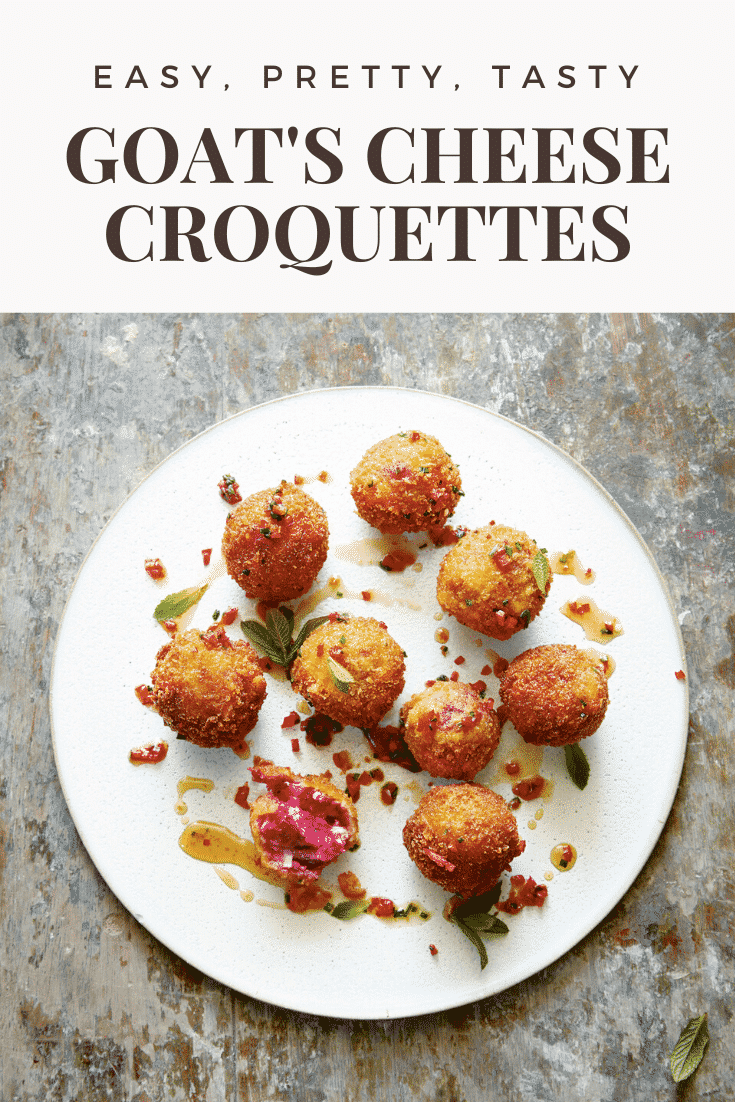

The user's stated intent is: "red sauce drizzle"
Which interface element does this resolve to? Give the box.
[129,742,168,765]
[144,558,166,580]
[367,896,395,917]
[364,725,422,773]
[234,783,250,809]
[512,775,546,801]
[379,550,416,573]
[302,713,343,747]
[496,875,548,914]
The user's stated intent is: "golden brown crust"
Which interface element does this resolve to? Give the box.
[350,431,462,534]
[222,482,329,601]
[436,524,551,641]
[499,643,609,746]
[249,759,359,884]
[403,783,525,897]
[290,615,405,728]
[400,680,501,780]
[150,628,266,750]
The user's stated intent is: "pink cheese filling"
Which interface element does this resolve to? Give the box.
[251,768,352,880]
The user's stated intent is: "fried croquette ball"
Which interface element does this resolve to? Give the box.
[222,481,328,602]
[499,643,609,746]
[350,430,462,534]
[400,680,501,780]
[436,524,551,641]
[403,783,526,897]
[290,614,405,729]
[150,626,266,751]
[249,758,359,883]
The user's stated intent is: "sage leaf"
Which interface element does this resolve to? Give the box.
[328,656,354,693]
[670,1014,709,1082]
[531,550,550,593]
[154,583,208,622]
[461,913,510,937]
[330,899,370,921]
[454,883,503,917]
[451,916,489,970]
[292,615,330,654]
[266,607,293,664]
[240,619,286,665]
[565,743,590,790]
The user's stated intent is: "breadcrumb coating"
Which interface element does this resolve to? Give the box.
[499,643,609,746]
[400,680,501,780]
[350,431,462,534]
[436,524,551,641]
[222,482,329,602]
[403,783,526,897]
[150,627,266,750]
[290,615,405,728]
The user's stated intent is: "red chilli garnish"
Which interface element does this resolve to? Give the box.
[429,943,438,956]
[454,655,465,666]
[281,711,300,728]
[129,742,168,765]
[201,548,212,566]
[367,897,395,917]
[291,738,300,753]
[218,474,242,504]
[512,775,546,801]
[134,684,154,706]
[234,783,250,809]
[496,875,548,915]
[144,558,166,580]
[220,607,238,626]
[675,669,686,681]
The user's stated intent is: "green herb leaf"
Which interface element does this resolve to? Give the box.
[454,883,503,917]
[154,583,208,622]
[531,550,550,593]
[461,913,510,937]
[670,1014,709,1082]
[266,607,294,664]
[329,899,370,921]
[240,619,286,665]
[292,614,329,654]
[451,916,489,970]
[328,656,354,693]
[565,743,590,790]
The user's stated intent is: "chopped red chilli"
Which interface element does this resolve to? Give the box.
[512,775,546,801]
[218,474,242,505]
[291,738,300,753]
[281,711,300,728]
[163,619,177,634]
[234,783,250,809]
[129,742,168,765]
[144,558,166,580]
[429,943,438,956]
[454,655,465,666]
[367,897,395,917]
[220,607,238,626]
[381,782,399,805]
[134,684,154,706]
[201,548,212,566]
[675,669,686,681]
[496,875,548,915]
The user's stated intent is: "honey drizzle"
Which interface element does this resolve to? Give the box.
[561,598,623,645]
[549,550,596,585]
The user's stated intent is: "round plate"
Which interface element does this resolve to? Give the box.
[51,387,687,1019]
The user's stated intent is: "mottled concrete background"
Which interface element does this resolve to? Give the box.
[1,313,733,1102]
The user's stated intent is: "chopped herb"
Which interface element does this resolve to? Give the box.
[520,610,531,626]
[328,656,354,693]
[329,899,370,921]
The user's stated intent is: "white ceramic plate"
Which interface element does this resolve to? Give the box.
[51,387,688,1019]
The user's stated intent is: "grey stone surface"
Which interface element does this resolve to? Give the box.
[1,312,733,1101]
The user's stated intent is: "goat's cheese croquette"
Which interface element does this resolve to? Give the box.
[436,524,551,641]
[150,626,266,751]
[499,643,609,746]
[350,431,462,534]
[403,783,526,897]
[222,482,329,602]
[400,680,501,781]
[249,758,359,884]
[290,615,405,729]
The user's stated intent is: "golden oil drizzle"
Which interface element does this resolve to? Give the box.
[544,871,554,882]
[549,550,596,584]
[551,843,578,871]
[294,574,421,617]
[582,647,616,678]
[213,866,239,890]
[175,776,214,816]
[292,470,332,486]
[527,820,537,830]
[179,821,287,887]
[561,597,624,644]
[240,889,254,902]
[402,780,425,805]
[535,808,544,820]
[434,628,450,644]
[256,898,288,910]
[334,535,416,568]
